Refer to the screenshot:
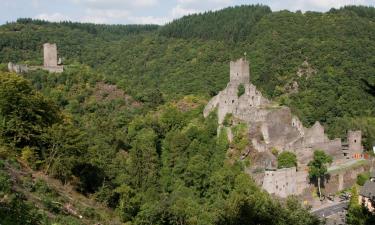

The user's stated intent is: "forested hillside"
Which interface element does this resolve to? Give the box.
[0,4,375,224]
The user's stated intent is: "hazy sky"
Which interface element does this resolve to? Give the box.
[1,0,374,25]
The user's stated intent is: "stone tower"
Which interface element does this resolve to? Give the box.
[230,58,250,84]
[43,43,63,73]
[348,130,363,157]
[43,43,58,68]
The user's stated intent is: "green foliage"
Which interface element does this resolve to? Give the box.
[127,128,159,190]
[271,147,279,156]
[346,186,375,225]
[42,123,87,184]
[0,72,61,148]
[237,83,245,97]
[160,5,272,42]
[308,150,333,180]
[308,150,333,197]
[277,151,297,169]
[5,5,375,224]
[0,166,45,225]
[223,113,233,126]
[21,146,39,169]
[231,123,249,152]
[0,169,11,195]
[357,172,370,186]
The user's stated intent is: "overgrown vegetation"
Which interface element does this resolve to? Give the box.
[1,4,375,224]
[346,186,375,225]
[277,151,297,169]
[237,83,245,97]
[357,172,371,186]
[308,150,333,198]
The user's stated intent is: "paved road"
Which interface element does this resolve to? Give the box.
[311,201,349,218]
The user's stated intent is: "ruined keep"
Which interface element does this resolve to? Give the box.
[43,43,63,73]
[204,58,365,198]
[7,43,64,74]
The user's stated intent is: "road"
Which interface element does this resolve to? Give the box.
[311,201,349,218]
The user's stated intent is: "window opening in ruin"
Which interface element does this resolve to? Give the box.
[354,140,357,143]
[232,100,235,104]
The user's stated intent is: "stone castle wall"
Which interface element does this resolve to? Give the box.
[8,62,28,74]
[44,43,58,68]
[262,167,308,198]
[204,58,365,198]
[348,130,362,154]
[230,58,249,84]
[43,43,63,73]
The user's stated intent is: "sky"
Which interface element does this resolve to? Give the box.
[1,0,374,25]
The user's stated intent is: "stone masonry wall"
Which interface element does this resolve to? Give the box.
[44,43,58,68]
[262,167,298,198]
[43,43,63,73]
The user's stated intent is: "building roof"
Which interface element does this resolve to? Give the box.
[360,181,375,198]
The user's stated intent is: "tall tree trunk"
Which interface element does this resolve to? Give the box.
[318,177,322,199]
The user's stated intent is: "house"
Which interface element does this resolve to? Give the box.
[359,171,375,212]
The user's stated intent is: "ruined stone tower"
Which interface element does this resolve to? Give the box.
[348,130,363,158]
[43,43,63,73]
[43,43,58,68]
[230,58,250,84]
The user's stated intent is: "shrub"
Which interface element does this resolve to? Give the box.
[0,170,11,195]
[237,83,245,97]
[223,113,233,126]
[271,147,279,156]
[357,172,370,186]
[277,151,297,169]
[21,146,38,169]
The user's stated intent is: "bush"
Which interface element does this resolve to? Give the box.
[271,147,279,156]
[237,84,245,97]
[0,170,11,195]
[277,151,297,169]
[223,113,233,126]
[21,147,38,169]
[357,172,370,186]
[0,144,10,159]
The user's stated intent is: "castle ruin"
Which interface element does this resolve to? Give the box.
[7,62,28,74]
[8,43,64,74]
[204,58,365,198]
[43,43,63,73]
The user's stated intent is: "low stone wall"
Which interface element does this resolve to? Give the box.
[323,162,370,194]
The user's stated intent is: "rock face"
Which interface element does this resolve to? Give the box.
[43,43,63,73]
[204,58,364,197]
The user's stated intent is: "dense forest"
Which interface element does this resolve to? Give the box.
[0,4,375,225]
